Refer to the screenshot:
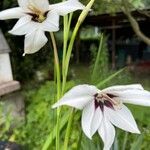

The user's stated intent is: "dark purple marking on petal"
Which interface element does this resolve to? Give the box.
[94,100,99,109]
[26,11,48,22]
[27,13,39,22]
[44,11,49,17]
[99,101,104,112]
[94,93,98,98]
[107,93,117,98]
[104,100,114,110]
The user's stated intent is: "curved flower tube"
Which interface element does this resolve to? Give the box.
[52,84,150,150]
[0,0,85,55]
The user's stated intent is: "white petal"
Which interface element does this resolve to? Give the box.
[91,107,102,136]
[24,30,48,54]
[41,12,59,32]
[49,0,85,16]
[0,7,25,20]
[98,117,115,150]
[103,84,144,93]
[81,101,95,139]
[105,105,140,134]
[9,15,38,35]
[114,90,150,106]
[52,85,99,109]
[18,0,49,12]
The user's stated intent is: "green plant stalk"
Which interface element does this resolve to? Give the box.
[41,111,70,150]
[50,32,61,100]
[63,109,74,150]
[91,34,103,82]
[76,130,83,150]
[64,0,94,78]
[63,0,95,93]
[50,32,61,150]
[122,132,128,150]
[62,13,73,95]
[62,15,68,78]
[63,0,95,149]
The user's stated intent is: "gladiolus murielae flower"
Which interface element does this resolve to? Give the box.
[0,0,85,55]
[52,84,150,150]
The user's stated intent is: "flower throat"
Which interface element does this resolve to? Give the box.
[28,5,48,23]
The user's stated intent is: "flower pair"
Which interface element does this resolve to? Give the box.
[52,84,150,150]
[0,0,85,55]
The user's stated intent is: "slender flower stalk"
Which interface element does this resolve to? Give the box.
[50,32,61,100]
[52,84,150,150]
[61,1,95,149]
[62,0,94,96]
[63,109,74,150]
[0,0,85,55]
[49,32,61,150]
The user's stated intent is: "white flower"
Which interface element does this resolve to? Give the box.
[0,0,85,55]
[52,84,150,150]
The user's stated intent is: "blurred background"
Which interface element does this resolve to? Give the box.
[0,0,150,150]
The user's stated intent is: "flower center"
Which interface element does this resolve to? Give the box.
[94,93,119,112]
[27,5,48,23]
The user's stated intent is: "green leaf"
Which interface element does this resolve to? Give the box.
[130,134,143,150]
[42,110,70,150]
[91,34,103,82]
[97,67,126,88]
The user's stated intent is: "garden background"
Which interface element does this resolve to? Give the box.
[0,0,150,149]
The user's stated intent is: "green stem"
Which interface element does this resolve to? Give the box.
[91,34,103,82]
[63,109,74,150]
[62,15,69,96]
[62,15,68,75]
[122,132,128,150]
[50,32,61,100]
[62,1,95,150]
[62,13,73,95]
[76,130,83,150]
[50,32,61,150]
[64,0,95,81]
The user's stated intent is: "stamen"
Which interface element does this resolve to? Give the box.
[102,94,118,105]
[94,92,121,112]
[27,4,47,23]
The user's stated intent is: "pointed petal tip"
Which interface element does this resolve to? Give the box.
[88,136,92,140]
[137,130,141,134]
[84,133,92,140]
[22,53,26,56]
[133,128,141,134]
[51,104,58,109]
[8,30,12,34]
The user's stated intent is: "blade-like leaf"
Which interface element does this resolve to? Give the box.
[130,134,143,150]
[91,34,103,82]
[97,67,126,88]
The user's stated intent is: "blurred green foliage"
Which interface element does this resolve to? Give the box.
[15,81,75,150]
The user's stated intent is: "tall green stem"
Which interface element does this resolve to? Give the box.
[50,32,61,100]
[43,1,95,149]
[62,13,73,95]
[50,32,61,150]
[91,34,103,82]
[63,1,95,150]
[64,0,95,81]
[63,109,74,150]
